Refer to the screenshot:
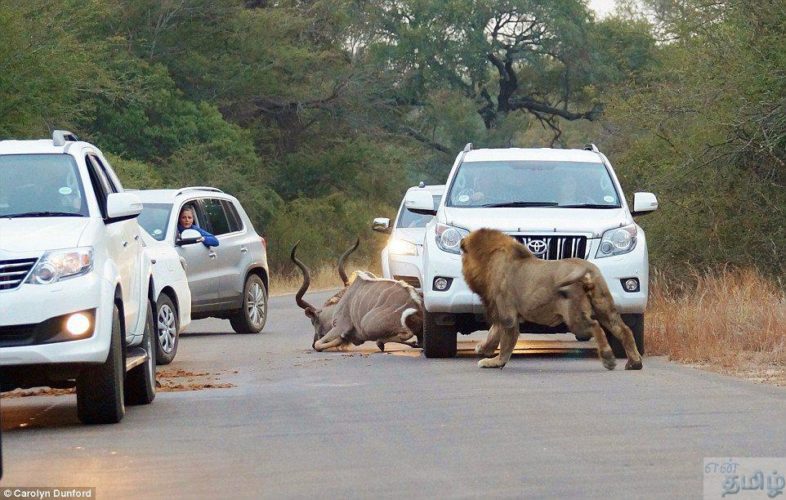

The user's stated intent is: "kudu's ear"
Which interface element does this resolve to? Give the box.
[305,307,318,319]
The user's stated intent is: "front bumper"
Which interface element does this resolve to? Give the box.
[423,233,649,315]
[0,272,114,366]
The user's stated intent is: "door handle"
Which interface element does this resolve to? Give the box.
[240,247,248,254]
[208,252,217,259]
[122,241,128,247]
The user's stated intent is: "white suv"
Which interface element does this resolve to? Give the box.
[0,131,157,424]
[373,184,444,289]
[406,144,658,358]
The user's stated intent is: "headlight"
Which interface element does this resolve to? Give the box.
[388,238,418,256]
[596,225,637,258]
[27,247,94,284]
[435,223,469,254]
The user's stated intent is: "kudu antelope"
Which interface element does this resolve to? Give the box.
[291,241,424,352]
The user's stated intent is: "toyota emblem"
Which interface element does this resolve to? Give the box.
[526,239,548,256]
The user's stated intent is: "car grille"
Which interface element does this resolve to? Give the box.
[0,258,37,290]
[513,235,589,260]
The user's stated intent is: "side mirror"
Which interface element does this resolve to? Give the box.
[404,190,436,216]
[632,192,658,216]
[106,192,142,222]
[372,217,391,234]
[177,228,203,246]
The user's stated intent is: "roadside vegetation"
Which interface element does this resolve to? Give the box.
[648,268,786,385]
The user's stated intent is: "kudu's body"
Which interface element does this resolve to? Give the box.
[291,241,424,351]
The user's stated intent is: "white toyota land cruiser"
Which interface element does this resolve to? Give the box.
[0,131,157,424]
[405,143,658,358]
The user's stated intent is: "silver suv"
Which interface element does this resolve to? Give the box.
[135,188,269,342]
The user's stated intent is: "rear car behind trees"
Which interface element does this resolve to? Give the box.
[373,184,444,290]
[0,131,157,424]
[135,188,269,337]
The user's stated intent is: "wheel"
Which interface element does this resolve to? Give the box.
[77,304,125,424]
[126,301,157,405]
[422,311,457,358]
[154,294,179,365]
[230,274,267,334]
[607,313,645,358]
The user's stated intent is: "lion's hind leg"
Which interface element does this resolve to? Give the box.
[565,294,616,371]
[595,311,642,370]
[585,278,643,370]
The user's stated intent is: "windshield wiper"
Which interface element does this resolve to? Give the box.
[558,204,620,209]
[2,211,84,218]
[481,201,559,208]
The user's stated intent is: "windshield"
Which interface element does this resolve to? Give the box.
[397,195,443,228]
[446,160,621,208]
[0,154,89,217]
[138,203,172,241]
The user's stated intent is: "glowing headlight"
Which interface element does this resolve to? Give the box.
[27,247,94,284]
[388,238,418,256]
[66,313,92,336]
[596,225,637,258]
[435,223,469,254]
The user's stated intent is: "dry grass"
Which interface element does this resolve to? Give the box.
[269,259,380,296]
[648,268,786,385]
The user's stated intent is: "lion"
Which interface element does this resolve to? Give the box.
[460,228,643,371]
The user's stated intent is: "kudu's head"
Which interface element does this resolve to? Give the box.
[291,239,359,347]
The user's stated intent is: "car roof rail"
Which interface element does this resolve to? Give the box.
[463,143,473,153]
[175,186,224,196]
[584,143,600,153]
[52,130,79,146]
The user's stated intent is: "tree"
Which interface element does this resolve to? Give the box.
[358,0,655,147]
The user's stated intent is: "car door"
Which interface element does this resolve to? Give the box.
[174,200,220,309]
[199,198,243,307]
[86,154,142,332]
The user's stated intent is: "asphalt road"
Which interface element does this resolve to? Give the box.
[2,290,786,499]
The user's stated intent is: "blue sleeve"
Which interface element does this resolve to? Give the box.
[197,227,219,247]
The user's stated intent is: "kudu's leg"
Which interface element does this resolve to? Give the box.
[313,326,349,351]
[475,324,502,357]
[478,324,518,368]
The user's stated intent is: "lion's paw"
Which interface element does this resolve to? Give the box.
[600,350,616,371]
[625,359,643,370]
[478,358,505,369]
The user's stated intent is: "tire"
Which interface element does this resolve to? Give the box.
[230,274,267,334]
[607,313,645,358]
[422,311,457,358]
[77,304,125,424]
[126,301,157,405]
[155,294,179,365]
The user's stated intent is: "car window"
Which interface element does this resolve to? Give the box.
[0,154,88,217]
[89,154,120,193]
[201,198,231,235]
[85,155,114,218]
[138,203,173,241]
[447,160,620,208]
[221,200,243,232]
[397,194,443,228]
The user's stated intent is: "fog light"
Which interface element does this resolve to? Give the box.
[433,277,452,291]
[622,278,640,292]
[66,313,91,336]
